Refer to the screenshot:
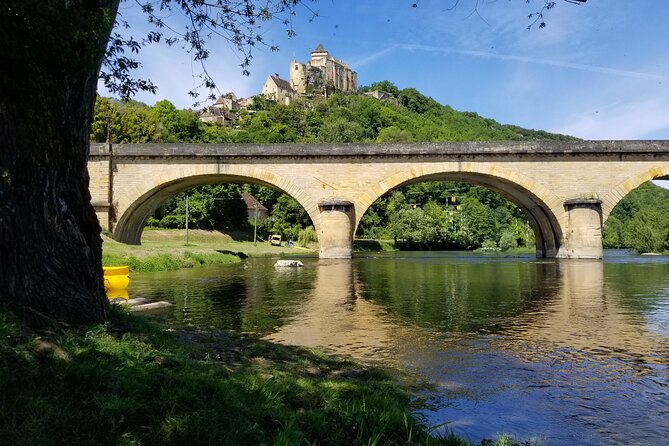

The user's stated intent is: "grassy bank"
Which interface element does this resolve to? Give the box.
[102,230,536,273]
[102,229,317,272]
[0,308,481,446]
[354,239,397,252]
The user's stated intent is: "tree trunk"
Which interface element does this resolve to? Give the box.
[0,1,120,326]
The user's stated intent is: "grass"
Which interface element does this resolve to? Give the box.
[102,229,317,272]
[354,239,397,252]
[102,250,241,273]
[0,308,483,446]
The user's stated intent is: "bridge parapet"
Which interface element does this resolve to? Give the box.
[90,140,669,159]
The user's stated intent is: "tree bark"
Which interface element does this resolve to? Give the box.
[0,1,120,326]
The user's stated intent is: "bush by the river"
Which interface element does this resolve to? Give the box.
[102,250,241,272]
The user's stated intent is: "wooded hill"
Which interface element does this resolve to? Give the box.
[92,82,668,252]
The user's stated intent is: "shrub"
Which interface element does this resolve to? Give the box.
[480,239,499,252]
[297,226,318,247]
[499,231,518,252]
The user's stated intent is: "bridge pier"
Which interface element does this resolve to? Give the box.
[558,198,603,259]
[317,200,355,259]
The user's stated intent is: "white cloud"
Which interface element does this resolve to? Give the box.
[351,45,399,69]
[386,43,669,82]
[559,96,669,140]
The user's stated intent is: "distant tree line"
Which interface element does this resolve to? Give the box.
[93,82,665,252]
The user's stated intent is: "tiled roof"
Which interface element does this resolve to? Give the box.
[313,43,326,52]
[241,192,268,211]
[269,75,294,93]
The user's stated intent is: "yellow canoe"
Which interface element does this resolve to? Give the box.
[103,266,130,292]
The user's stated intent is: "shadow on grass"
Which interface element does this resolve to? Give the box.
[0,307,472,446]
[215,249,249,259]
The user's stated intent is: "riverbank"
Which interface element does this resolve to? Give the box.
[102,229,317,272]
[0,307,479,445]
[102,230,535,273]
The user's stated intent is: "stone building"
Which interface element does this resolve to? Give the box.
[261,74,295,105]
[290,44,357,96]
[197,92,241,124]
[197,107,236,125]
[363,90,392,100]
[241,192,268,220]
[213,92,240,111]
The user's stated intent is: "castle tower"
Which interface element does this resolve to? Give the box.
[289,58,307,94]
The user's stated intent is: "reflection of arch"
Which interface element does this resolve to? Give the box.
[602,166,669,222]
[355,165,564,257]
[113,170,317,245]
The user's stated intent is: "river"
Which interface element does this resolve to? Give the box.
[129,250,669,445]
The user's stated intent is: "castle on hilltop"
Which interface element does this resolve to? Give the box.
[202,44,359,122]
[290,43,357,96]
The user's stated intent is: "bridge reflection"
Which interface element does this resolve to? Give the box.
[265,256,669,368]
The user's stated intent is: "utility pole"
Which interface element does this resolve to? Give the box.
[253,203,259,247]
[185,195,189,246]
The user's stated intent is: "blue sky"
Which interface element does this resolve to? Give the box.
[104,0,669,140]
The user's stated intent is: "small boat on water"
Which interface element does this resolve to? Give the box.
[103,266,130,298]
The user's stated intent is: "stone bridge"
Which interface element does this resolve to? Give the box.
[87,141,669,259]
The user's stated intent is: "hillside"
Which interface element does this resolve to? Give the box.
[92,83,666,253]
[92,80,576,145]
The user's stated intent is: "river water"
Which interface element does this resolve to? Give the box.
[130,251,669,445]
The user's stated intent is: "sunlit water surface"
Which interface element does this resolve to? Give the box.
[130,250,669,445]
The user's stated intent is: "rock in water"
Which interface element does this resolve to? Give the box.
[274,260,304,268]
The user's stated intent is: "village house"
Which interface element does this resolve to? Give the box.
[261,74,295,105]
[197,107,236,125]
[197,92,241,124]
[213,92,240,111]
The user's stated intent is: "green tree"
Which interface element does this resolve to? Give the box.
[151,99,203,142]
[624,210,668,254]
[602,214,625,248]
[265,195,313,241]
[390,207,439,247]
[91,97,160,143]
[377,126,413,143]
[604,182,669,250]
[360,80,400,96]
[318,117,366,143]
[457,197,496,249]
[153,185,247,231]
[398,88,440,114]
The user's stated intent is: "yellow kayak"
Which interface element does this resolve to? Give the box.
[103,266,130,294]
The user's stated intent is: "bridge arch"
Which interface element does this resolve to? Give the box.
[354,165,565,257]
[113,167,319,245]
[602,166,669,223]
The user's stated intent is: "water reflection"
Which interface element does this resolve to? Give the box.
[129,253,669,445]
[507,260,669,365]
[265,259,406,365]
